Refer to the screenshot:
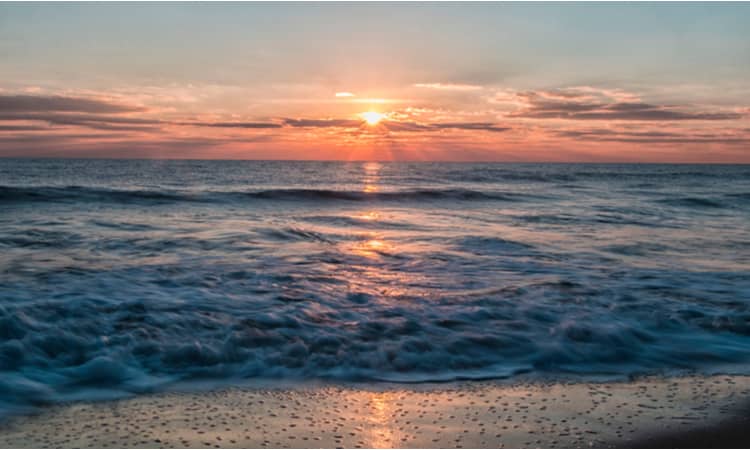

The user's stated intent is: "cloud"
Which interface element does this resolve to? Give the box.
[282,117,510,133]
[0,132,131,144]
[0,132,277,158]
[510,89,743,121]
[0,94,142,113]
[0,124,50,131]
[171,118,359,130]
[349,98,403,104]
[335,92,355,97]
[0,112,162,131]
[1,89,747,162]
[0,94,159,132]
[555,128,750,144]
[282,118,363,128]
[424,122,510,133]
[179,121,282,129]
[186,116,511,134]
[373,119,509,133]
[414,83,483,91]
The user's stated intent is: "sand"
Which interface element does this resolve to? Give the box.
[0,375,749,448]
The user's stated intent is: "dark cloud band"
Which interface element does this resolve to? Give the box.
[511,92,743,121]
[0,94,142,114]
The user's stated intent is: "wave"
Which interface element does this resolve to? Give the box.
[2,161,750,417]
[453,236,536,255]
[0,186,191,205]
[0,186,535,205]
[655,196,727,209]
[2,262,750,417]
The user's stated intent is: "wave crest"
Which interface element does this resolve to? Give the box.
[0,186,534,205]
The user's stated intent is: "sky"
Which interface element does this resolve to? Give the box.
[0,2,749,162]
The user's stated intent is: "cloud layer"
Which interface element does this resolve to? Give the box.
[510,90,743,121]
[0,94,142,113]
[0,87,747,162]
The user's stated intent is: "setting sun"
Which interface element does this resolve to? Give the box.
[361,111,385,125]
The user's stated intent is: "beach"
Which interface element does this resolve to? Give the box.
[1,375,749,448]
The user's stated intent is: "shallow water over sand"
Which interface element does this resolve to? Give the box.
[1,375,749,448]
[1,160,749,414]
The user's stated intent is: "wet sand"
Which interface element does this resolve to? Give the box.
[0,375,748,448]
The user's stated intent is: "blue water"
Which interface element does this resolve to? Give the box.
[1,159,750,414]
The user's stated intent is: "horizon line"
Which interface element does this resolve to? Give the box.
[1,156,748,165]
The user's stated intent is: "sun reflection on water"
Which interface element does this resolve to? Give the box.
[350,237,393,259]
[355,211,380,221]
[362,161,381,193]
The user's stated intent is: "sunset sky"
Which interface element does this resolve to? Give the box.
[1,2,748,162]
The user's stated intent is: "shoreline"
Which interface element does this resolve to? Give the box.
[1,375,749,448]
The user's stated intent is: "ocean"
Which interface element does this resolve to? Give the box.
[1,159,749,415]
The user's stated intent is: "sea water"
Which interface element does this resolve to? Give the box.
[1,159,749,414]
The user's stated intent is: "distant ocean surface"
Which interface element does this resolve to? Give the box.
[1,159,749,414]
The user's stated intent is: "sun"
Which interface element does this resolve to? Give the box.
[361,111,385,125]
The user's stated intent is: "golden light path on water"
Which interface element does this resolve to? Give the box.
[339,163,406,448]
[362,161,381,193]
[352,162,390,259]
[338,161,433,301]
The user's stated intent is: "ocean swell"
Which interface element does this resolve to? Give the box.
[0,186,537,206]
[1,161,749,416]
